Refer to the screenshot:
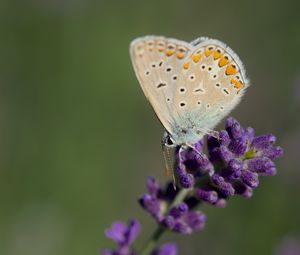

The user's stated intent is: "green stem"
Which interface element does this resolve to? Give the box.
[140,226,165,255]
[140,188,192,255]
[171,188,193,207]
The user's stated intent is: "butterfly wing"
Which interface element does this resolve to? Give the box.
[130,36,193,135]
[171,39,249,144]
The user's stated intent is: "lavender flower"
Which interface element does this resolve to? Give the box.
[139,177,207,234]
[176,117,283,202]
[139,117,283,236]
[102,219,178,255]
[103,117,283,254]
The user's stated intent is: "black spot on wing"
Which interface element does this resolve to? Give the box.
[157,83,167,88]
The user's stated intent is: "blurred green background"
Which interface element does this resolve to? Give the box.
[0,0,299,254]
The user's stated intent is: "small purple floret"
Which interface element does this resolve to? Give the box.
[103,219,140,255]
[152,243,178,255]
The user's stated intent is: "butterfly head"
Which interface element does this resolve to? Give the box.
[162,132,177,149]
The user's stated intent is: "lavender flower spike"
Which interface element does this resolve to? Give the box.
[102,117,283,254]
[175,117,283,204]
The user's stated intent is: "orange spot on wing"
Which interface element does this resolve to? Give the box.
[166,50,174,56]
[192,53,201,63]
[183,62,190,69]
[205,49,214,57]
[213,51,222,60]
[177,52,185,59]
[219,57,229,67]
[226,64,237,75]
[231,78,243,90]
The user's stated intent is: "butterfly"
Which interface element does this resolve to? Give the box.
[130,36,249,169]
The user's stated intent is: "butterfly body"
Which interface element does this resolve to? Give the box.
[130,36,249,146]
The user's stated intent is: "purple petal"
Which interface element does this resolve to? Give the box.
[207,136,221,152]
[234,183,253,198]
[176,163,187,176]
[229,135,248,156]
[244,127,255,144]
[105,221,127,244]
[218,145,234,162]
[169,203,189,218]
[226,117,244,139]
[161,215,175,228]
[139,194,161,218]
[179,173,195,188]
[246,157,276,175]
[101,249,114,255]
[219,130,231,146]
[262,145,284,159]
[252,134,276,150]
[156,243,178,255]
[126,219,141,245]
[211,174,235,197]
[146,177,160,195]
[173,221,192,234]
[195,188,218,204]
[222,159,244,180]
[241,170,259,188]
[194,139,204,152]
[213,198,227,208]
[185,211,207,231]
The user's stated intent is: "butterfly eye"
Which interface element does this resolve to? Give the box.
[165,135,174,146]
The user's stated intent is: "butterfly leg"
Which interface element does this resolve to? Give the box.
[197,127,220,140]
[185,142,207,159]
